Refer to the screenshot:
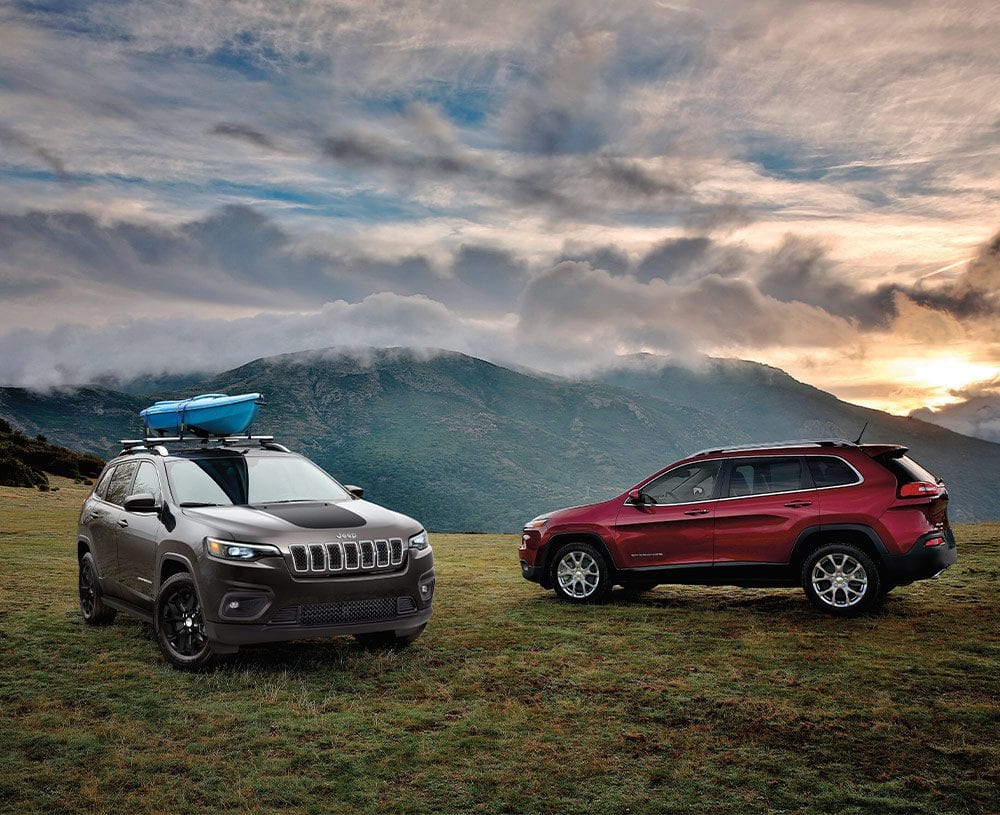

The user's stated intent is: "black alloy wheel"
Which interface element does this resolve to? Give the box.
[155,573,218,670]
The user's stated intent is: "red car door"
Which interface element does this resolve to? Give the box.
[614,459,723,568]
[712,456,819,565]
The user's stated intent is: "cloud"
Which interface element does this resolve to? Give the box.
[0,293,518,390]
[911,376,1000,443]
[520,260,858,353]
[209,123,278,150]
[0,122,70,178]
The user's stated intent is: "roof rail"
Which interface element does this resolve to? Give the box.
[688,438,857,457]
[118,434,284,456]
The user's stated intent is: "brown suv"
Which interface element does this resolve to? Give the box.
[77,437,435,669]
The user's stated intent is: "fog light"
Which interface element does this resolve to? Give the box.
[219,593,271,619]
[418,573,435,602]
[923,537,945,548]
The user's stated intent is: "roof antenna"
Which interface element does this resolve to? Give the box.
[854,422,869,445]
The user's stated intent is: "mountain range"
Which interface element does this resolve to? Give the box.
[1,347,998,530]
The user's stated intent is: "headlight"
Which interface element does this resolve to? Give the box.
[206,537,281,561]
[524,515,549,530]
[409,530,429,551]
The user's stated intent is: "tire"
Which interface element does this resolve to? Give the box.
[154,573,219,670]
[802,543,882,617]
[621,581,658,598]
[551,541,612,604]
[354,623,426,650]
[78,551,117,626]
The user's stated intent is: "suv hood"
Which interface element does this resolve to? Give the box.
[179,499,421,544]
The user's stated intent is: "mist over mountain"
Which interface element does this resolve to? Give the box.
[1,347,997,530]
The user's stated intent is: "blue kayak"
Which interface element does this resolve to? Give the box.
[140,393,263,436]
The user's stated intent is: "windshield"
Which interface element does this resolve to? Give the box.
[165,455,350,506]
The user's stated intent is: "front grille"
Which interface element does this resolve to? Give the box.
[289,538,405,575]
[270,596,418,626]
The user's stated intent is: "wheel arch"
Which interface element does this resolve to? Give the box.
[158,553,195,593]
[791,524,888,579]
[542,531,617,583]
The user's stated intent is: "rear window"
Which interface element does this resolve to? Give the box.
[878,454,938,487]
[807,456,861,488]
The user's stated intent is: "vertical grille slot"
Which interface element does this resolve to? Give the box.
[326,542,343,571]
[390,538,404,565]
[308,544,327,572]
[375,539,390,567]
[290,545,308,572]
[343,541,360,570]
[360,540,375,569]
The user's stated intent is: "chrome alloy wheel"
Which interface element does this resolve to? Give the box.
[556,550,601,599]
[811,552,869,608]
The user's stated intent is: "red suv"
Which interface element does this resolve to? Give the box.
[519,439,956,616]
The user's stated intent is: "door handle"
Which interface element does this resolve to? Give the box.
[117,518,130,528]
[683,509,710,516]
[784,501,813,508]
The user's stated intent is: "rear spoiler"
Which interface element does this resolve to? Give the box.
[860,444,908,458]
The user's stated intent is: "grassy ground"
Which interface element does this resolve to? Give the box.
[1,479,998,815]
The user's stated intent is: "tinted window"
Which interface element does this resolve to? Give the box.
[643,460,722,504]
[878,454,938,487]
[729,458,804,497]
[94,467,115,500]
[130,461,162,505]
[807,456,861,488]
[104,461,139,506]
[165,455,350,506]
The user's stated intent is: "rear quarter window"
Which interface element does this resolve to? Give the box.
[878,454,938,487]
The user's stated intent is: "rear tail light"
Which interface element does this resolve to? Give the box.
[923,536,945,548]
[899,481,939,498]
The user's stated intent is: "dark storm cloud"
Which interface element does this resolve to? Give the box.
[0,204,536,312]
[210,122,278,150]
[758,235,890,327]
[0,122,70,178]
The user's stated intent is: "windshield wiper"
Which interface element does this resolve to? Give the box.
[179,501,222,508]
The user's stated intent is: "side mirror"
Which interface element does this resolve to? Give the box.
[344,484,364,499]
[124,493,159,513]
[627,488,651,506]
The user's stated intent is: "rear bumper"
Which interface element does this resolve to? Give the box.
[883,529,957,585]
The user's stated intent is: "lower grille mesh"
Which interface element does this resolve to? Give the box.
[271,596,419,626]
[300,597,397,626]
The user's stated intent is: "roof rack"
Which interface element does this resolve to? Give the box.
[118,434,289,456]
[688,438,857,457]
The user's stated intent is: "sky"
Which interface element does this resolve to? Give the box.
[0,0,998,430]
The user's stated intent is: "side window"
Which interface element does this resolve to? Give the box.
[807,456,861,488]
[130,461,162,505]
[728,458,804,497]
[104,461,139,507]
[643,460,722,504]
[94,467,115,500]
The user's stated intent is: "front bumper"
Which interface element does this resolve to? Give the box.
[883,529,957,585]
[206,604,431,646]
[196,546,434,644]
[519,559,546,584]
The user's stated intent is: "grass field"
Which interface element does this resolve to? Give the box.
[1,479,998,814]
